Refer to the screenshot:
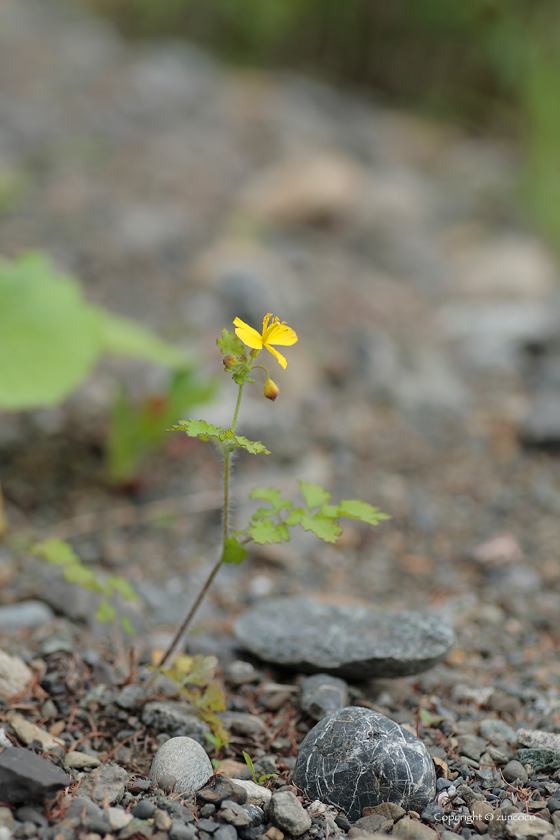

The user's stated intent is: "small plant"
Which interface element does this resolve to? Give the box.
[30,538,139,635]
[106,369,216,485]
[157,313,389,669]
[242,751,278,785]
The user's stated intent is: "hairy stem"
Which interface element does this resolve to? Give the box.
[156,381,245,671]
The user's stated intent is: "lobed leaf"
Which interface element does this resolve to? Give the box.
[299,512,342,543]
[171,419,270,454]
[248,518,290,544]
[221,537,248,565]
[299,481,332,509]
[337,499,391,526]
[216,329,245,357]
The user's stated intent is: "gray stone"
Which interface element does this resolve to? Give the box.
[234,597,454,678]
[66,797,112,834]
[0,748,71,804]
[142,701,210,744]
[0,601,54,630]
[300,674,349,721]
[521,390,560,447]
[516,729,560,751]
[266,791,312,837]
[456,735,487,762]
[479,720,517,745]
[0,650,33,698]
[293,707,436,821]
[169,822,196,840]
[80,763,129,805]
[393,817,438,840]
[515,750,560,773]
[354,814,393,834]
[216,712,267,737]
[218,801,251,828]
[503,813,551,838]
[149,736,213,793]
[115,683,147,710]
[215,826,237,840]
[502,761,529,784]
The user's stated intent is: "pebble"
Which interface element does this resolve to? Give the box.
[0,601,54,630]
[149,736,213,793]
[80,763,129,805]
[516,730,560,751]
[235,597,454,678]
[105,807,133,831]
[293,707,436,821]
[198,776,248,806]
[7,713,65,752]
[299,674,349,721]
[64,751,102,770]
[479,720,517,746]
[227,780,272,808]
[223,661,260,685]
[169,822,196,840]
[218,801,251,828]
[393,816,439,840]
[0,650,33,698]
[502,761,529,784]
[266,791,312,837]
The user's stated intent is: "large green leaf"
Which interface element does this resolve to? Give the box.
[98,309,189,369]
[0,254,100,409]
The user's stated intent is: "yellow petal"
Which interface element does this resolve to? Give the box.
[233,317,263,349]
[265,320,298,346]
[264,344,288,369]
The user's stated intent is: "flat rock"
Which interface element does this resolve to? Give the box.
[516,729,560,751]
[149,736,213,794]
[293,707,436,821]
[0,748,71,804]
[235,597,454,678]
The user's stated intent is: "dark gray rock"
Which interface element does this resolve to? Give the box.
[514,750,560,773]
[0,601,55,630]
[198,775,248,806]
[142,701,210,744]
[215,825,238,840]
[169,822,196,840]
[132,801,156,820]
[234,597,454,678]
[293,707,436,821]
[502,760,529,784]
[266,791,312,837]
[218,801,251,829]
[149,737,213,793]
[0,748,71,804]
[300,674,349,720]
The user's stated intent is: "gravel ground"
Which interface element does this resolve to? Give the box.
[2,0,560,836]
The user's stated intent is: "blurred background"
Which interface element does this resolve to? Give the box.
[85,0,560,250]
[2,0,560,684]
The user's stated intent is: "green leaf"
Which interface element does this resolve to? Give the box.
[231,435,270,455]
[285,508,305,526]
[216,329,245,357]
[105,575,138,601]
[95,600,116,624]
[120,614,137,636]
[222,537,248,565]
[97,309,188,369]
[30,538,80,566]
[182,654,218,686]
[243,751,258,785]
[170,420,270,454]
[62,563,104,593]
[0,253,100,409]
[299,512,342,543]
[299,481,332,509]
[248,519,290,544]
[249,487,282,505]
[337,499,391,526]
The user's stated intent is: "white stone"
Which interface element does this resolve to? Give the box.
[149,736,213,793]
[0,650,33,698]
[64,752,102,770]
[230,779,272,807]
[7,713,65,751]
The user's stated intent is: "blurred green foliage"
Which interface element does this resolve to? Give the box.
[87,0,560,250]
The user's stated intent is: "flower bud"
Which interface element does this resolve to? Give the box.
[222,354,238,369]
[263,378,279,401]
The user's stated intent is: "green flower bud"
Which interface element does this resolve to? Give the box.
[222,354,238,369]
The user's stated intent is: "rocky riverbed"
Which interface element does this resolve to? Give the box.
[2,0,560,838]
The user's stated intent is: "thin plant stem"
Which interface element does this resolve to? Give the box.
[156,381,245,671]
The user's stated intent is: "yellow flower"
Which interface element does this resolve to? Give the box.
[233,313,298,369]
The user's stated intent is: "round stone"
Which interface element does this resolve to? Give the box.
[234,597,454,679]
[293,707,436,821]
[149,736,213,793]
